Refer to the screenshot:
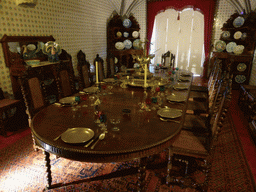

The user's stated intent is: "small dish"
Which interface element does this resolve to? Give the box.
[237,63,247,72]
[241,32,247,40]
[115,42,125,50]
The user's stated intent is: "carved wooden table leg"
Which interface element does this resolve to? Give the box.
[137,157,147,192]
[166,147,175,185]
[44,150,52,190]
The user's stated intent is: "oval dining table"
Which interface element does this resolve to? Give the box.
[31,71,192,191]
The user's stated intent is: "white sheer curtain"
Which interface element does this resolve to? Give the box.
[150,8,205,75]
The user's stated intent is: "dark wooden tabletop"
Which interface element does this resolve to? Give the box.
[31,73,192,163]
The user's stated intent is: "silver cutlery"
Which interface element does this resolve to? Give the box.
[84,134,100,148]
[53,129,69,141]
[91,132,106,149]
[160,117,180,123]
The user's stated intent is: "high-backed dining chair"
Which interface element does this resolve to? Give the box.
[77,50,93,90]
[55,61,76,99]
[19,68,49,150]
[94,54,105,82]
[107,53,116,78]
[0,88,28,136]
[166,85,232,191]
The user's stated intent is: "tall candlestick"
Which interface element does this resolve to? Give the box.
[144,63,147,88]
[95,61,99,84]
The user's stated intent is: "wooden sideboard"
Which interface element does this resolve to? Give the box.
[0,35,74,101]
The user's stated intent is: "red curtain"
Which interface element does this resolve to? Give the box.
[147,0,216,59]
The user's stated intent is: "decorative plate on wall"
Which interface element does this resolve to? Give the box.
[233,16,245,28]
[133,39,141,49]
[237,63,247,72]
[235,75,246,83]
[215,40,226,52]
[115,42,125,50]
[123,19,132,28]
[116,31,122,37]
[234,31,242,39]
[233,45,244,55]
[132,31,139,38]
[123,39,132,49]
[123,32,129,37]
[221,31,230,39]
[226,42,237,53]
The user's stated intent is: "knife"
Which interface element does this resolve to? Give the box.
[84,133,100,147]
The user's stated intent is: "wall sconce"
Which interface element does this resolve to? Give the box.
[16,0,38,8]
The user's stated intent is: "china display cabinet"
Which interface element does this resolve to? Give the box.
[107,13,143,75]
[213,13,256,89]
[0,35,74,101]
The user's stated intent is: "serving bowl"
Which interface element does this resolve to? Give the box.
[25,60,40,66]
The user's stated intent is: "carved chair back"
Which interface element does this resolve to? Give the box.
[55,61,76,98]
[77,50,92,90]
[19,67,49,125]
[108,53,116,77]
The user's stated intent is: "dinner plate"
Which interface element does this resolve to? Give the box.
[173,82,189,90]
[215,40,226,52]
[179,76,191,82]
[166,93,186,102]
[233,16,245,28]
[157,108,182,119]
[123,39,132,49]
[115,42,125,50]
[237,63,247,72]
[59,96,76,105]
[83,87,99,93]
[226,42,237,53]
[61,128,94,144]
[235,75,246,84]
[103,78,115,83]
[180,72,191,77]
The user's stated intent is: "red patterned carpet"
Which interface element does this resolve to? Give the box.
[0,110,255,192]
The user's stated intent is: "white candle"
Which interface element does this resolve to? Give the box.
[95,61,99,84]
[144,63,147,87]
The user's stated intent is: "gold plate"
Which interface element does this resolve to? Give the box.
[166,93,186,102]
[61,128,94,144]
[157,108,182,119]
[59,96,76,105]
[173,82,189,90]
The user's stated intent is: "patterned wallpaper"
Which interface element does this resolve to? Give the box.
[0,0,255,96]
[0,0,146,96]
